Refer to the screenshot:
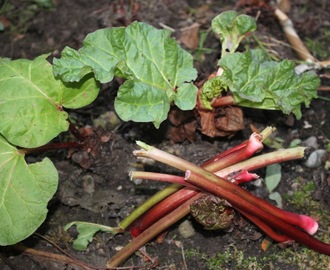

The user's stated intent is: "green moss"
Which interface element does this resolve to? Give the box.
[276,248,330,270]
[185,244,281,270]
[185,242,330,270]
[286,179,315,208]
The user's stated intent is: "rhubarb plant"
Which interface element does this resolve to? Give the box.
[65,128,330,267]
[199,11,319,120]
[0,9,321,254]
[0,55,99,245]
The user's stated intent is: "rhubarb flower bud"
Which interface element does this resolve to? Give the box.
[190,194,235,230]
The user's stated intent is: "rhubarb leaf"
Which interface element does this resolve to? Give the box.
[218,49,319,118]
[53,21,198,128]
[212,11,256,56]
[64,221,122,251]
[0,55,99,148]
[0,135,58,245]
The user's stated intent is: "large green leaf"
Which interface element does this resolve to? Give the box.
[0,55,99,148]
[218,49,319,118]
[53,21,198,128]
[0,135,58,245]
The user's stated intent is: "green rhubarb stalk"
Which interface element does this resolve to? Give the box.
[129,187,198,237]
[215,147,307,178]
[119,183,182,230]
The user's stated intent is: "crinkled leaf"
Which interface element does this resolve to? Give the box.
[0,135,58,245]
[114,80,170,128]
[53,21,197,128]
[64,221,122,251]
[199,76,228,110]
[265,163,282,193]
[0,55,99,148]
[218,49,319,118]
[212,11,256,56]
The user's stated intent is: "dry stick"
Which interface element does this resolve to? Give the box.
[274,8,330,69]
[13,243,93,270]
[274,8,317,63]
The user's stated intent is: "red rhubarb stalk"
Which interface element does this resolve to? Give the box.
[125,132,265,234]
[184,170,330,255]
[202,133,263,172]
[238,210,292,243]
[107,193,204,268]
[129,187,198,237]
[134,143,318,235]
[201,126,274,168]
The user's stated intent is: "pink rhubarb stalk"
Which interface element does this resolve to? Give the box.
[126,133,265,235]
[184,170,329,255]
[202,133,264,172]
[134,142,319,237]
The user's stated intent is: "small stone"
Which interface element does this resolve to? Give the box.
[93,111,122,130]
[178,220,195,239]
[303,121,312,129]
[295,165,304,173]
[82,175,95,194]
[305,149,328,168]
[302,136,319,149]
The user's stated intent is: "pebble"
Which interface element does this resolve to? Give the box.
[302,136,319,149]
[178,220,195,239]
[305,149,328,168]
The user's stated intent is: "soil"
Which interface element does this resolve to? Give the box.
[0,0,330,269]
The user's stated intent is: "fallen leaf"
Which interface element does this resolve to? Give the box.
[178,22,200,49]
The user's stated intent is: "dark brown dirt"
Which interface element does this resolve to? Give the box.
[0,0,329,269]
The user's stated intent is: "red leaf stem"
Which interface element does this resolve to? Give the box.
[211,95,235,107]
